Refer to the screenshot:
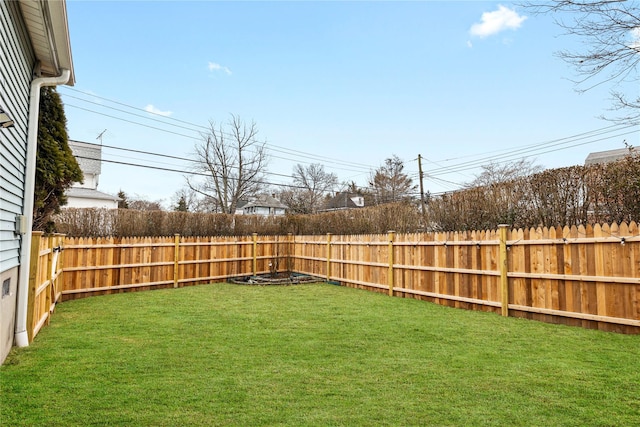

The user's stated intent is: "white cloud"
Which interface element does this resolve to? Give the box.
[144,104,172,117]
[470,5,527,38]
[208,61,232,75]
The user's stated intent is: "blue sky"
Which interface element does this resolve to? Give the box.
[60,1,639,205]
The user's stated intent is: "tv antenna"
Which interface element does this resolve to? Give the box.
[96,129,107,145]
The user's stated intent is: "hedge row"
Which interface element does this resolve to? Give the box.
[54,203,422,237]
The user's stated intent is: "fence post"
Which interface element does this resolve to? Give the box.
[173,233,180,288]
[253,233,258,276]
[498,224,509,317]
[44,235,53,326]
[287,233,293,273]
[26,232,43,343]
[326,233,332,282]
[56,234,64,304]
[52,234,61,305]
[388,231,395,296]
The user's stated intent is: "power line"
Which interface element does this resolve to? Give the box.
[74,139,358,182]
[64,94,205,133]
[66,104,202,140]
[60,87,377,172]
[431,123,628,164]
[426,126,638,177]
[74,155,308,191]
[60,88,639,193]
[65,103,376,174]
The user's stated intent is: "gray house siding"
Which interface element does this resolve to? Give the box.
[1,0,36,362]
[1,0,34,273]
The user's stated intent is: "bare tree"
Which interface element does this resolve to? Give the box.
[128,195,164,211]
[467,158,542,187]
[369,155,416,205]
[170,187,215,213]
[279,163,338,214]
[189,115,269,214]
[524,0,640,121]
[460,158,542,227]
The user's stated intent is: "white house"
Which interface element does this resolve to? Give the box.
[585,147,638,165]
[0,0,75,363]
[235,194,287,216]
[65,140,120,209]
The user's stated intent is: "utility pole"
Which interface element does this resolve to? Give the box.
[418,154,426,219]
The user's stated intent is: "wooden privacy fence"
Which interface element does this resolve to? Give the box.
[26,222,640,341]
[26,232,65,343]
[290,223,640,333]
[60,233,291,299]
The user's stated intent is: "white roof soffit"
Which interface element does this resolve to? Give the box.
[18,0,75,85]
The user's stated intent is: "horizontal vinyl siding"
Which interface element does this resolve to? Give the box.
[0,0,35,274]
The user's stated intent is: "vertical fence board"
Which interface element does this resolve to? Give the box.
[22,222,637,344]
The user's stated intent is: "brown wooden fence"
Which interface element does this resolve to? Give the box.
[26,232,65,343]
[26,222,640,341]
[290,223,640,333]
[60,233,291,300]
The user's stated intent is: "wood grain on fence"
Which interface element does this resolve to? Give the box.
[291,223,640,332]
[26,222,640,341]
[60,234,291,300]
[26,233,64,342]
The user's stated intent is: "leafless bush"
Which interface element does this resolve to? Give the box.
[54,156,639,236]
[54,203,422,237]
[426,155,640,230]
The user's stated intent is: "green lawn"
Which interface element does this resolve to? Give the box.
[1,283,639,426]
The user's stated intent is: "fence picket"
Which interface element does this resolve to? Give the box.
[26,222,640,342]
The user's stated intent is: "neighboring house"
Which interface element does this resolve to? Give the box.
[235,194,287,216]
[585,147,638,165]
[321,192,366,212]
[0,0,75,363]
[65,140,120,209]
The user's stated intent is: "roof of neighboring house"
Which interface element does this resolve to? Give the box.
[66,187,121,201]
[323,192,365,210]
[18,0,75,85]
[585,147,637,165]
[238,194,287,210]
[69,140,102,175]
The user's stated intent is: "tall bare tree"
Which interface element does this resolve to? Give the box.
[467,158,542,187]
[126,193,164,211]
[188,115,268,214]
[279,163,338,214]
[524,0,640,121]
[369,155,416,205]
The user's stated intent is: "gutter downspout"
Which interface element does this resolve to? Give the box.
[14,69,71,348]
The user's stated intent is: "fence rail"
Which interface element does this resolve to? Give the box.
[26,232,65,343]
[289,223,640,333]
[26,222,640,342]
[60,234,289,299]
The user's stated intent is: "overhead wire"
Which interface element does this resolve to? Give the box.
[60,87,639,195]
[74,155,309,191]
[425,123,638,177]
[65,103,374,174]
[431,123,627,164]
[83,140,295,180]
[60,87,376,172]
